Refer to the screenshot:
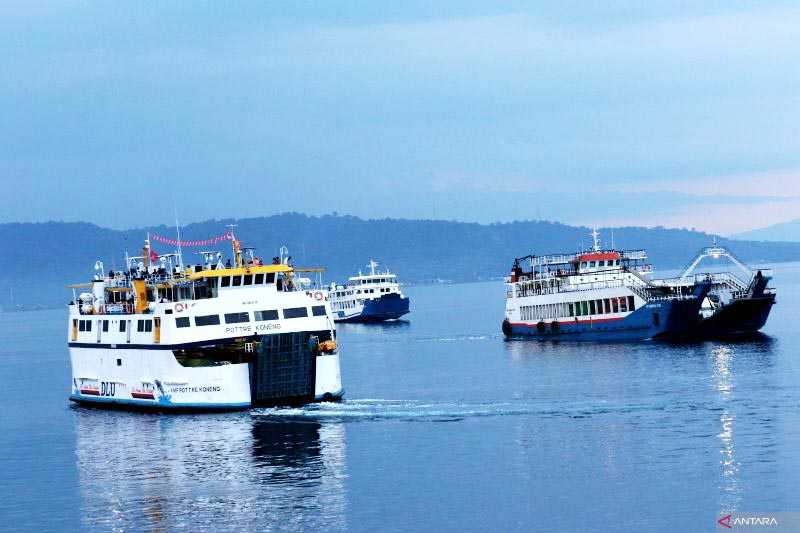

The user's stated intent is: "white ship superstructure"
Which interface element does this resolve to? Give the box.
[328,260,410,322]
[67,230,343,410]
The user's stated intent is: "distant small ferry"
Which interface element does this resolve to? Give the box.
[328,261,410,322]
[503,230,710,341]
[67,229,343,411]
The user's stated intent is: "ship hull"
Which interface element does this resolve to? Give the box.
[335,293,410,323]
[503,296,704,342]
[68,341,343,411]
[689,294,776,338]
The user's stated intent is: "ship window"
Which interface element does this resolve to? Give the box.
[598,260,604,267]
[225,312,250,324]
[119,321,126,332]
[243,274,253,286]
[619,297,628,313]
[145,320,153,332]
[568,303,574,316]
[575,302,582,316]
[312,305,326,316]
[581,301,588,315]
[221,276,231,287]
[612,299,619,313]
[86,320,92,332]
[195,314,220,326]
[137,320,144,332]
[603,299,611,313]
[595,300,603,314]
[283,307,308,319]
[255,309,279,321]
[627,296,635,312]
[589,300,596,315]
[255,273,264,284]
[266,273,275,283]
[78,320,85,332]
[232,276,242,287]
[175,317,190,328]
[589,261,596,268]
[102,320,109,332]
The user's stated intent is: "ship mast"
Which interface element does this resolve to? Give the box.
[590,228,601,252]
[227,224,242,268]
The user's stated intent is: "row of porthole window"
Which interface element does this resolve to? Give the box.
[580,260,621,268]
[175,305,327,328]
[520,295,636,322]
[219,273,276,288]
[75,319,151,333]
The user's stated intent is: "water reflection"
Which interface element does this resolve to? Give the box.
[337,320,410,335]
[73,409,347,532]
[711,336,777,513]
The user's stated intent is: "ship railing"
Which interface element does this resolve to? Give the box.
[529,254,577,267]
[513,277,631,298]
[512,274,696,302]
[620,250,647,260]
[653,272,750,293]
[104,277,131,288]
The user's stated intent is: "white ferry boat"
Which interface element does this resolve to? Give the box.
[503,231,710,341]
[328,261,410,322]
[67,230,343,410]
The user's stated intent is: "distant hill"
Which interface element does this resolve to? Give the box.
[733,219,800,242]
[2,213,799,309]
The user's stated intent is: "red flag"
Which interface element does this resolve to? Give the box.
[150,248,159,263]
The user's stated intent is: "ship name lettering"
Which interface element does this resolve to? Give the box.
[256,323,281,331]
[168,385,221,393]
[225,326,252,334]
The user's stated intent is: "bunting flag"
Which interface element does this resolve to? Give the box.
[151,231,233,247]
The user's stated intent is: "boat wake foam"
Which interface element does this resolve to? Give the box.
[251,398,669,423]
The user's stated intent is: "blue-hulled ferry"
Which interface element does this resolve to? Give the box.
[502,231,710,341]
[329,261,410,322]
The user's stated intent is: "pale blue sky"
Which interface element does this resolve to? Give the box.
[2,1,799,234]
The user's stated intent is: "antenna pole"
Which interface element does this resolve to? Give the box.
[174,204,184,270]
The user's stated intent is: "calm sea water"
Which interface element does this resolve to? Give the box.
[2,265,800,532]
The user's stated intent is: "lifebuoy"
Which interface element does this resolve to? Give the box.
[174,303,185,312]
[314,291,324,301]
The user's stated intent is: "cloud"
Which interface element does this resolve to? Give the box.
[2,3,800,233]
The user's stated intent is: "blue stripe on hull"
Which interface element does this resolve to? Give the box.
[69,394,252,411]
[70,391,347,411]
[337,293,410,323]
